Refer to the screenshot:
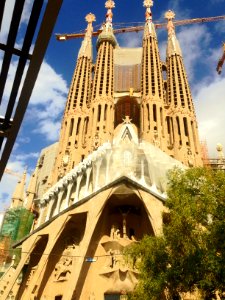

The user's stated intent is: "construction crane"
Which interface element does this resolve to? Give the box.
[216,43,225,74]
[56,14,225,41]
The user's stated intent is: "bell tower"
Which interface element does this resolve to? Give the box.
[52,13,96,183]
[165,10,202,166]
[141,0,167,150]
[88,0,117,151]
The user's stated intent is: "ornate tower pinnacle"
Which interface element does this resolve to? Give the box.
[96,0,117,48]
[105,0,115,30]
[78,13,96,59]
[143,0,153,21]
[165,10,182,57]
[143,0,156,38]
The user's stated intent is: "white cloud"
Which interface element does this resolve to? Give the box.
[194,76,225,157]
[161,0,191,21]
[33,119,61,141]
[177,25,211,82]
[27,61,68,141]
[117,31,143,48]
[30,62,68,106]
[0,56,68,141]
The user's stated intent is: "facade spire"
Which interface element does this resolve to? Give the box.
[165,10,202,166]
[25,166,38,210]
[96,0,117,48]
[11,170,26,209]
[51,14,95,183]
[88,1,117,151]
[78,13,96,59]
[141,0,166,150]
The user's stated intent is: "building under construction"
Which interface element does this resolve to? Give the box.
[0,0,223,299]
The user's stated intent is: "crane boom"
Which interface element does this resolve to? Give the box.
[56,15,225,41]
[4,168,21,178]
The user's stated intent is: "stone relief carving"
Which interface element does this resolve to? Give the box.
[54,256,72,281]
[110,223,121,240]
[53,236,78,282]
[92,133,101,150]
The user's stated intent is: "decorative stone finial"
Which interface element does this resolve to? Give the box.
[104,0,115,30]
[85,13,96,38]
[85,13,96,24]
[105,0,115,9]
[165,10,176,36]
[143,0,156,38]
[143,0,153,22]
[143,0,153,8]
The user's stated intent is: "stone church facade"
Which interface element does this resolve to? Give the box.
[0,0,203,299]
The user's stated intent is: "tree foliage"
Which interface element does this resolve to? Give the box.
[126,167,225,299]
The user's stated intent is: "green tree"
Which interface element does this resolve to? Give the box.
[126,167,225,300]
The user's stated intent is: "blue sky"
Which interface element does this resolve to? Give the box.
[0,0,225,210]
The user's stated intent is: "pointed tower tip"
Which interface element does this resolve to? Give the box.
[143,0,153,22]
[143,0,156,38]
[105,0,115,9]
[104,0,115,29]
[85,13,96,24]
[165,10,182,57]
[78,12,96,59]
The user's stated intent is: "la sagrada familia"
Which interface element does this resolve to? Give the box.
[0,0,203,299]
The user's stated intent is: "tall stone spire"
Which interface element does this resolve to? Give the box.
[25,166,38,210]
[141,0,166,150]
[52,14,96,182]
[88,0,117,151]
[165,10,202,166]
[11,170,26,209]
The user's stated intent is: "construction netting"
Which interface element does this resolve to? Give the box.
[0,208,34,268]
